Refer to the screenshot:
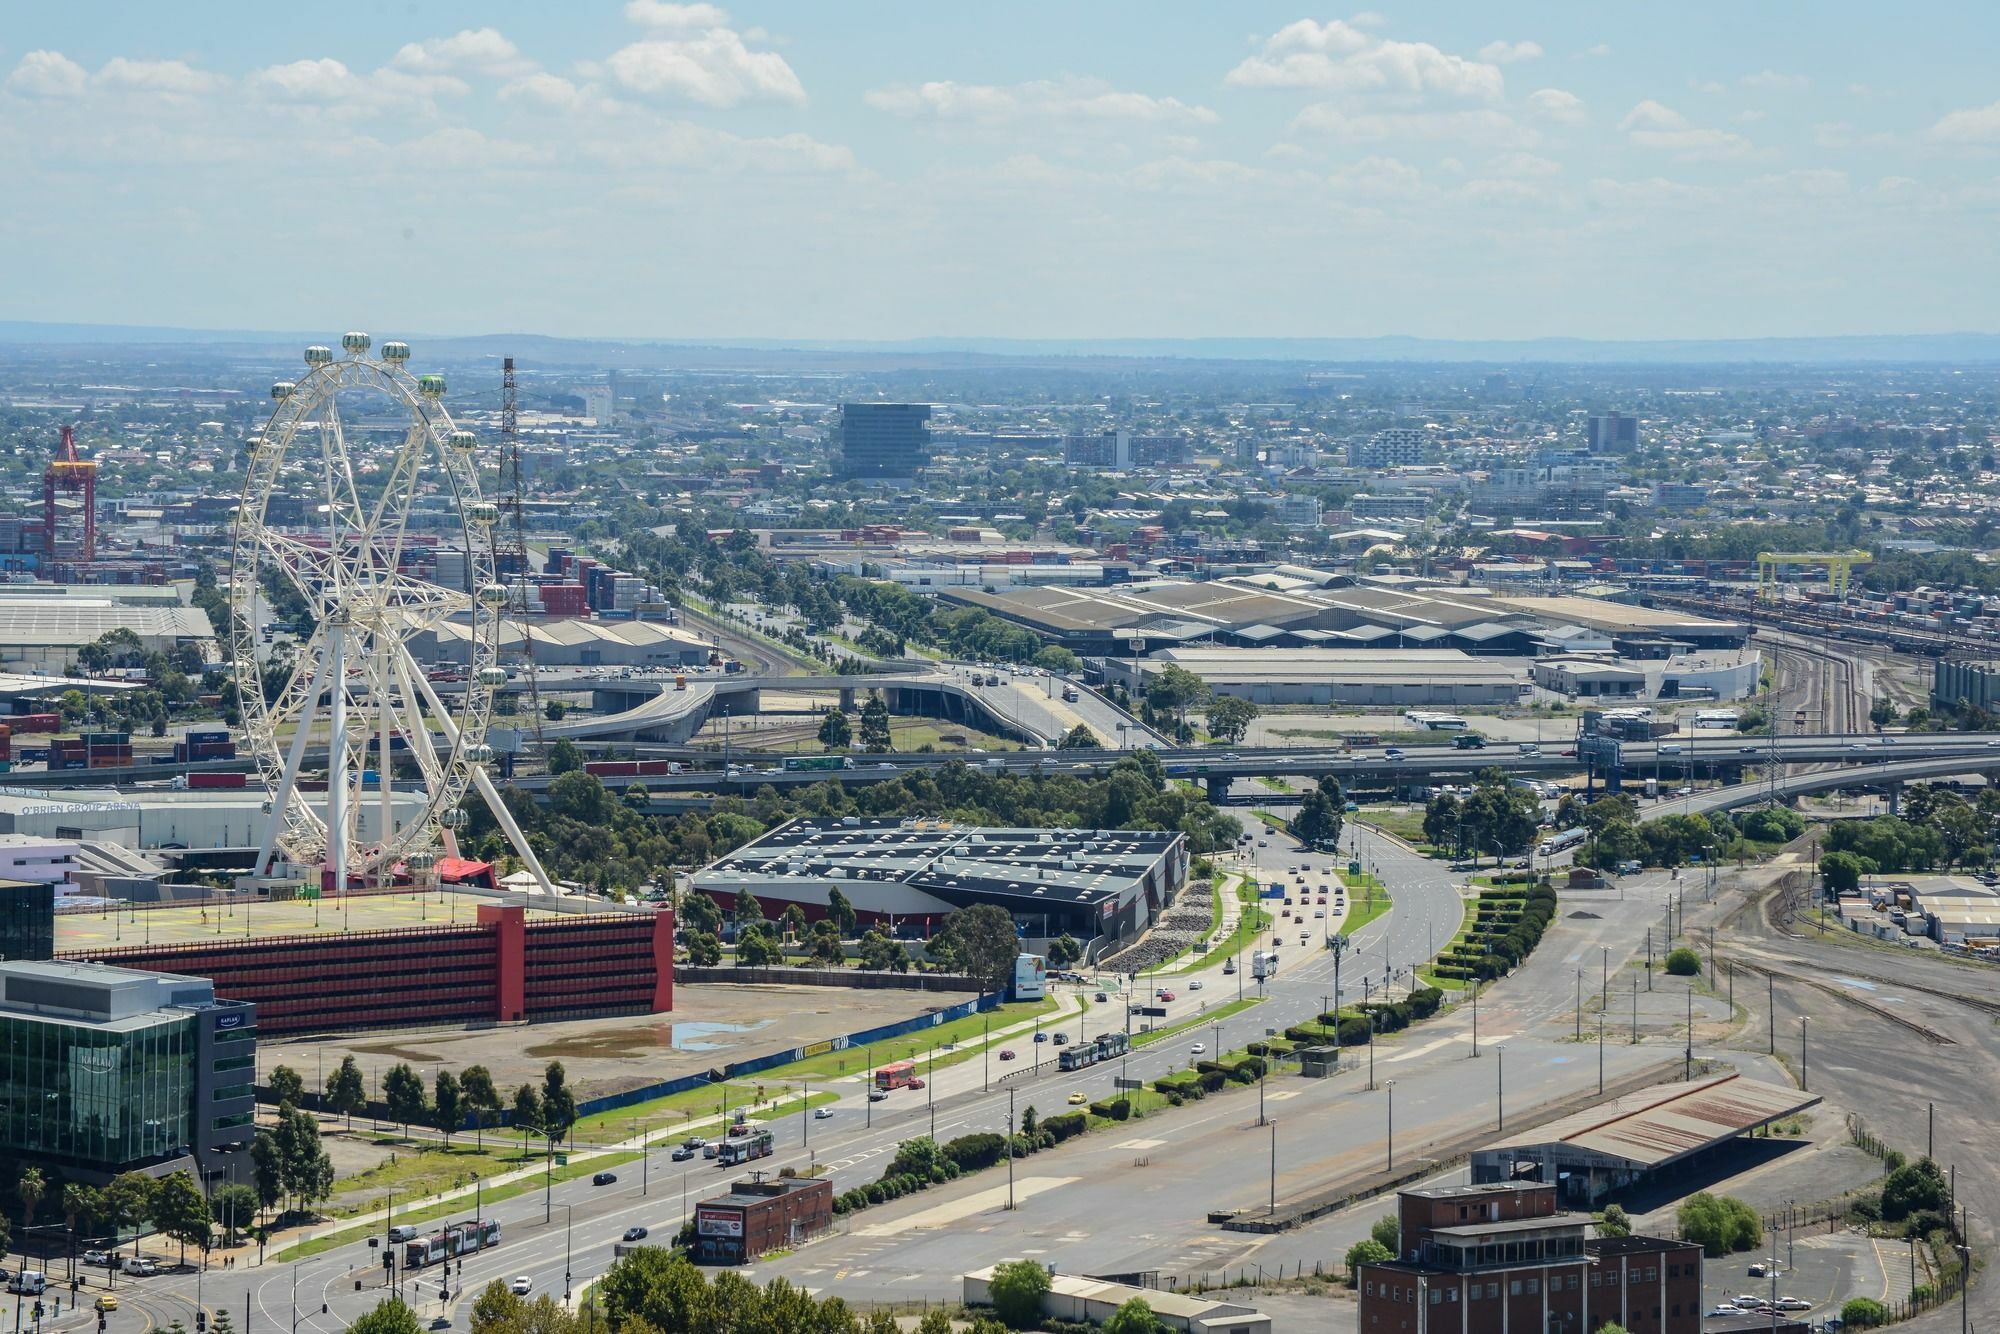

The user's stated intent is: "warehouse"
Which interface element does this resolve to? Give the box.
[413,615,715,668]
[1102,648,1525,707]
[1467,1072,1820,1204]
[0,600,216,671]
[0,788,427,854]
[692,817,1188,948]
[694,1177,834,1265]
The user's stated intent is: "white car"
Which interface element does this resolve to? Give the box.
[814,1106,834,1119]
[1189,1042,1206,1055]
[510,1276,533,1295]
[1776,1299,1813,1312]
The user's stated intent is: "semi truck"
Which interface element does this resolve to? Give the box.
[1251,950,1278,980]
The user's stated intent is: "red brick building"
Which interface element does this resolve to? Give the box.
[694,1176,834,1265]
[1358,1183,1703,1334]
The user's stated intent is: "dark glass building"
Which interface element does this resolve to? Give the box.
[0,881,54,963]
[836,403,931,479]
[0,960,255,1185]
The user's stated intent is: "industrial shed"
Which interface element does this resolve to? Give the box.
[1468,1072,1820,1205]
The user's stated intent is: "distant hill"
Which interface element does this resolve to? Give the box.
[3,321,1999,366]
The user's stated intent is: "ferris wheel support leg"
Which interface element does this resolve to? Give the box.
[254,650,328,877]
[327,621,349,896]
[390,649,461,860]
[470,765,556,895]
[378,649,395,871]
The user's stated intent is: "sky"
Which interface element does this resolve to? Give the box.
[3,2,1999,345]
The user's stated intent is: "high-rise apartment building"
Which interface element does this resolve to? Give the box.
[836,403,932,479]
[1064,429,1132,470]
[1586,412,1641,453]
[1351,427,1430,469]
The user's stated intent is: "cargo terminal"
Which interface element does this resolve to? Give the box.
[691,817,1188,950]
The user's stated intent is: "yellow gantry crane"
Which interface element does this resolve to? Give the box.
[1755,550,1872,600]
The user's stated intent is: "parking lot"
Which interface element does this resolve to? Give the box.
[1701,1225,1910,1324]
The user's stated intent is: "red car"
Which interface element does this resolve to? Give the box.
[998,1048,1017,1061]
[908,1078,926,1090]
[1157,990,1176,1002]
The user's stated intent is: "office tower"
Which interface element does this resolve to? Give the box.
[837,403,932,479]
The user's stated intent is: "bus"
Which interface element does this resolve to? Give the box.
[783,755,847,772]
[404,1219,500,1270]
[1536,827,1588,858]
[875,1060,918,1091]
[716,1130,774,1166]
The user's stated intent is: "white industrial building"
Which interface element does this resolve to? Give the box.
[413,616,714,669]
[1103,647,1525,707]
[0,788,427,852]
[0,833,80,894]
[1658,651,1762,701]
[0,599,216,671]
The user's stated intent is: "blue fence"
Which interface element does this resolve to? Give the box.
[566,989,1005,1120]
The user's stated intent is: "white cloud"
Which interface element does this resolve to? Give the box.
[865,77,1216,125]
[1747,168,1848,198]
[604,28,804,107]
[1931,101,2000,144]
[1740,70,1809,91]
[498,72,621,115]
[247,58,469,114]
[5,50,88,99]
[1525,88,1585,124]
[1294,103,1534,147]
[1618,100,1753,160]
[624,1,732,28]
[1327,154,1423,196]
[1478,41,1543,65]
[392,29,535,78]
[1227,22,1503,102]
[95,58,226,97]
[1575,43,1612,59]
[1487,151,1562,178]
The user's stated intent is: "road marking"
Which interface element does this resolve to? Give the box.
[1114,1138,1165,1150]
[1386,1037,1454,1063]
[851,1177,1080,1237]
[1265,1090,1302,1101]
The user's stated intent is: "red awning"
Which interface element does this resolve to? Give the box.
[435,857,498,888]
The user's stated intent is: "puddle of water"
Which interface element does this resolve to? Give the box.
[1834,977,1878,992]
[526,1018,775,1060]
[670,1020,773,1051]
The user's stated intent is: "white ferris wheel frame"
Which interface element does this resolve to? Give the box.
[229,334,553,893]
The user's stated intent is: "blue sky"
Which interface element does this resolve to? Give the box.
[2,2,1996,343]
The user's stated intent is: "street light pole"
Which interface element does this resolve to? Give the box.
[1597,1014,1604,1094]
[1800,1016,1808,1091]
[1269,1120,1279,1215]
[1386,1080,1396,1171]
[1496,1046,1505,1132]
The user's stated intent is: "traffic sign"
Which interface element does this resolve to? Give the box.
[1113,1078,1144,1090]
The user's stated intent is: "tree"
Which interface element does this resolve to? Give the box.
[1145,664,1210,735]
[250,1132,283,1221]
[686,931,723,966]
[1676,1192,1763,1256]
[780,903,808,941]
[1294,784,1344,849]
[461,1065,500,1149]
[935,903,1021,991]
[680,891,724,938]
[596,1248,714,1333]
[1870,697,1899,728]
[541,1062,577,1143]
[383,1064,427,1135]
[826,887,858,938]
[1597,1203,1632,1238]
[102,1173,156,1261]
[347,1298,425,1334]
[1841,1299,1890,1330]
[1820,850,1865,893]
[1101,1297,1164,1334]
[433,1070,463,1148]
[469,1282,523,1334]
[268,1065,306,1109]
[1370,1214,1400,1254]
[326,1056,368,1130]
[1423,793,1464,857]
[511,1085,543,1150]
[213,1184,258,1245]
[859,693,893,752]
[1032,646,1081,675]
[987,1258,1052,1329]
[1205,697,1259,744]
[61,1182,95,1263]
[736,927,783,966]
[857,929,910,973]
[1046,934,1082,968]
[544,700,566,722]
[150,1170,212,1265]
[1057,724,1101,750]
[1344,1237,1392,1285]
[1881,1156,1950,1221]
[1664,947,1701,977]
[546,739,584,775]
[733,887,764,928]
[817,710,853,749]
[16,1167,43,1245]
[274,1105,334,1216]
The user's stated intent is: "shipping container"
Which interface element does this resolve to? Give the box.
[12,714,59,734]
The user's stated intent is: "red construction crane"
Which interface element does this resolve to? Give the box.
[43,424,97,564]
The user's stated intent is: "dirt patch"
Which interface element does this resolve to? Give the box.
[348,1040,453,1063]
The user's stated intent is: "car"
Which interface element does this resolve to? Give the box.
[1222,962,1236,975]
[909,1077,925,1089]
[1748,1264,1782,1278]
[1709,1307,1746,1318]
[123,1260,158,1277]
[1190,980,1204,991]
[1776,1299,1813,1311]
[1737,1294,1770,1306]
[387,1225,420,1244]
[1849,742,1867,751]
[1068,1091,1088,1105]
[1881,735,1898,744]
[999,1048,1017,1060]
[682,1136,709,1150]
[1383,748,1405,761]
[1257,840,1268,847]
[1157,990,1176,1001]
[94,1297,118,1314]
[1223,752,1240,760]
[83,1250,112,1268]
[1052,1032,1069,1045]
[1189,1042,1206,1055]
[1034,1031,1049,1042]
[1094,991,1109,1002]
[671,1145,696,1161]
[592,1171,618,1186]
[1986,739,2000,748]
[623,1226,650,1242]
[868,1088,889,1101]
[510,1277,534,1295]
[877,762,895,770]
[1739,744,1760,754]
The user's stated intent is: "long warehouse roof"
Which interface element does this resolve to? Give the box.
[1477,1072,1819,1169]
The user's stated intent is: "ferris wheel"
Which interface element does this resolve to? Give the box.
[230,332,553,892]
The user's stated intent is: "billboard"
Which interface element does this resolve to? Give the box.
[696,1210,742,1238]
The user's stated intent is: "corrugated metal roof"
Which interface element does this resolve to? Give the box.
[1479,1073,1819,1169]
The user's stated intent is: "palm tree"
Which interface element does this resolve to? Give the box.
[61,1184,93,1284]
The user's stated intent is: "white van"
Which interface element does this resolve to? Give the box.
[7,1273,45,1296]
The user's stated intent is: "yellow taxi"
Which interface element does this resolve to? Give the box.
[94,1296,119,1314]
[1067,1091,1088,1105]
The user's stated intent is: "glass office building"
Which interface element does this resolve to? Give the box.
[0,961,255,1183]
[0,881,53,963]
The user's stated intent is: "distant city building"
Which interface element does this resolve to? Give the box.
[581,385,614,425]
[0,959,257,1186]
[1064,429,1131,470]
[1651,482,1712,512]
[1350,493,1433,522]
[1271,495,1323,528]
[836,403,932,479]
[0,835,79,897]
[1586,411,1641,453]
[1351,427,1429,469]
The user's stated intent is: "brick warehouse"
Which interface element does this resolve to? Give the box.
[59,904,674,1034]
[1358,1182,1703,1334]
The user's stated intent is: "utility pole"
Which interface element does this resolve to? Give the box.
[1575,969,1582,1041]
[1685,986,1694,1080]
[1497,1046,1505,1132]
[1386,1081,1396,1171]
[1269,1120,1278,1215]
[1768,972,1775,1055]
[1006,1088,1016,1211]
[1597,1014,1604,1094]
[1800,1016,1808,1091]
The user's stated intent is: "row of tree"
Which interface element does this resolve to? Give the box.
[1420,770,1547,862]
[5,1165,247,1271]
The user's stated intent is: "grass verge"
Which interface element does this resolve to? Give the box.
[1188,878,1273,973]
[1416,891,1481,991]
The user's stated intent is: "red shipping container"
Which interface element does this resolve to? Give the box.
[13,714,60,734]
[187,772,248,789]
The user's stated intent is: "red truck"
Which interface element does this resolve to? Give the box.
[175,772,248,790]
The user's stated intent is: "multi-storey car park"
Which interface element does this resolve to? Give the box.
[691,816,1187,948]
